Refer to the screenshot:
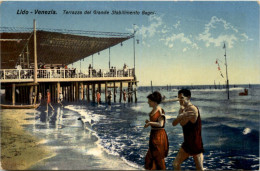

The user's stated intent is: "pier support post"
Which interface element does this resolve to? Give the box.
[12,84,15,105]
[119,82,122,103]
[70,83,73,102]
[92,83,96,102]
[57,82,60,103]
[80,83,83,100]
[134,87,137,103]
[75,82,79,101]
[131,81,133,102]
[105,82,108,103]
[34,85,38,104]
[113,82,116,102]
[68,86,71,102]
[87,84,90,102]
[65,86,68,101]
[98,83,101,100]
[128,82,131,103]
[30,86,33,105]
[83,84,86,101]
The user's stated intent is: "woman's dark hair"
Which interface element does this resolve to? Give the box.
[147,91,162,104]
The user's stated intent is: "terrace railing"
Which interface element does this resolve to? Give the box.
[0,68,135,81]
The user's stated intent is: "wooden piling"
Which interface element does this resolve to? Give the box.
[92,83,96,102]
[119,82,122,103]
[134,87,137,103]
[29,86,33,105]
[128,82,131,103]
[12,84,15,105]
[75,82,78,101]
[87,84,90,102]
[80,83,83,100]
[33,85,38,104]
[83,85,86,101]
[68,86,71,102]
[65,86,67,101]
[113,82,116,102]
[57,82,60,103]
[131,81,133,102]
[72,83,74,101]
[105,82,108,103]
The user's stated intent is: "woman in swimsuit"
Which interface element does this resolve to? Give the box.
[144,91,169,170]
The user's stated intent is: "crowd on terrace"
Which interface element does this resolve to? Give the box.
[0,63,133,80]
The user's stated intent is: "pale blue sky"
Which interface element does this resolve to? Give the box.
[1,1,259,86]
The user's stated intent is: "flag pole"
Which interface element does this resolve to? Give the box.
[133,24,136,77]
[224,42,230,99]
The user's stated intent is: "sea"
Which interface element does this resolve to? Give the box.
[17,84,259,170]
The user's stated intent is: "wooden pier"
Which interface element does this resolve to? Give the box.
[1,69,138,105]
[0,20,138,106]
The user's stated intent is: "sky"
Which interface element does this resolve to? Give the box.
[0,1,259,86]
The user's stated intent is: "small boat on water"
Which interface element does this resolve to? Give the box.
[239,89,248,96]
[0,103,40,109]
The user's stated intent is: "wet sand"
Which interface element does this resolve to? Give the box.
[0,109,54,170]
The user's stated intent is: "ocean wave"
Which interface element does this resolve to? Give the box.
[121,157,144,170]
[64,105,142,169]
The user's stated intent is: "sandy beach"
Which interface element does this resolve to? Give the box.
[0,109,54,170]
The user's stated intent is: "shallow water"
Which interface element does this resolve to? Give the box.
[21,85,259,170]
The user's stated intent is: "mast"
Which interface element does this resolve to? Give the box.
[223,42,229,99]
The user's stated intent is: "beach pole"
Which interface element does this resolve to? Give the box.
[12,84,15,105]
[223,42,230,99]
[151,81,153,93]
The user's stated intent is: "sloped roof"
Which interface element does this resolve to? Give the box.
[0,31,132,69]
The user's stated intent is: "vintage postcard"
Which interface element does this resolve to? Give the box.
[0,0,259,170]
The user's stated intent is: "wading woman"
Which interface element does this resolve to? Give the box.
[144,91,169,170]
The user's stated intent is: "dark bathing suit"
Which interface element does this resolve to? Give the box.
[181,106,204,155]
